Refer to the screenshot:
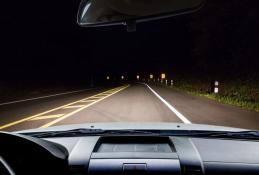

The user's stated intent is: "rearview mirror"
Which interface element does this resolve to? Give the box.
[77,0,205,31]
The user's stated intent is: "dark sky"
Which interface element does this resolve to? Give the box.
[0,0,259,85]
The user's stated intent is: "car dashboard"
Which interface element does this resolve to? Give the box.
[1,132,259,175]
[47,135,259,175]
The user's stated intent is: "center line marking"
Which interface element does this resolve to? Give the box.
[80,100,96,102]
[30,114,64,121]
[63,105,85,109]
[0,85,129,130]
[40,85,129,128]
[145,84,192,124]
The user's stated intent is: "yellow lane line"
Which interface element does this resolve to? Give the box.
[0,86,127,130]
[94,95,107,98]
[80,99,97,103]
[100,91,113,94]
[87,97,102,99]
[40,85,129,128]
[85,98,101,101]
[63,105,85,109]
[30,114,64,121]
[99,93,112,95]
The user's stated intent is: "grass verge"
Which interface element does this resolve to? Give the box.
[172,86,259,112]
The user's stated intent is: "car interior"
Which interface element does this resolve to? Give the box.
[1,131,259,175]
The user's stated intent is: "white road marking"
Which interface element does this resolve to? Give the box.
[145,84,192,124]
[0,88,96,106]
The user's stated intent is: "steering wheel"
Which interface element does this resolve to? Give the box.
[0,132,69,175]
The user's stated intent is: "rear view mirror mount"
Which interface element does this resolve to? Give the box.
[77,0,206,32]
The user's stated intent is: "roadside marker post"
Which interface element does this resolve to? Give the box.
[214,81,219,94]
[166,80,168,86]
[171,80,174,86]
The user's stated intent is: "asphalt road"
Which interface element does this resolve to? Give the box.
[0,83,259,132]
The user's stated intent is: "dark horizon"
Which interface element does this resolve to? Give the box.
[1,0,259,86]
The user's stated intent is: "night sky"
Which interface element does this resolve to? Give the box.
[1,0,259,86]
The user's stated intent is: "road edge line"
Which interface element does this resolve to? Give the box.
[145,84,192,124]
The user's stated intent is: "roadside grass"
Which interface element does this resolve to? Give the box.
[152,80,259,112]
[181,89,259,112]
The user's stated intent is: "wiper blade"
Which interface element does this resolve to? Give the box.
[170,130,259,140]
[21,129,259,140]
[21,129,158,138]
[22,129,106,138]
[200,131,259,140]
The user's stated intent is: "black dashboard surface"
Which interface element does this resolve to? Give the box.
[0,132,69,175]
[44,136,259,175]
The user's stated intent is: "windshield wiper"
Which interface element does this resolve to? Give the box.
[22,129,105,138]
[21,129,158,138]
[163,130,259,140]
[196,130,259,140]
[21,129,259,140]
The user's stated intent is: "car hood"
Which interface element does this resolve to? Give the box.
[15,122,247,134]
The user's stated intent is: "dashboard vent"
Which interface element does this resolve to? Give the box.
[95,136,175,153]
[98,143,173,153]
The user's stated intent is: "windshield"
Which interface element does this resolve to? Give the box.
[0,0,258,133]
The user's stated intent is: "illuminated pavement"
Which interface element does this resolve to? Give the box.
[0,83,259,132]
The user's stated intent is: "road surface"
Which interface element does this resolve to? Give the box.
[0,83,259,132]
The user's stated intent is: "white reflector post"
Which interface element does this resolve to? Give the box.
[171,80,174,86]
[214,87,219,94]
[214,81,219,94]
